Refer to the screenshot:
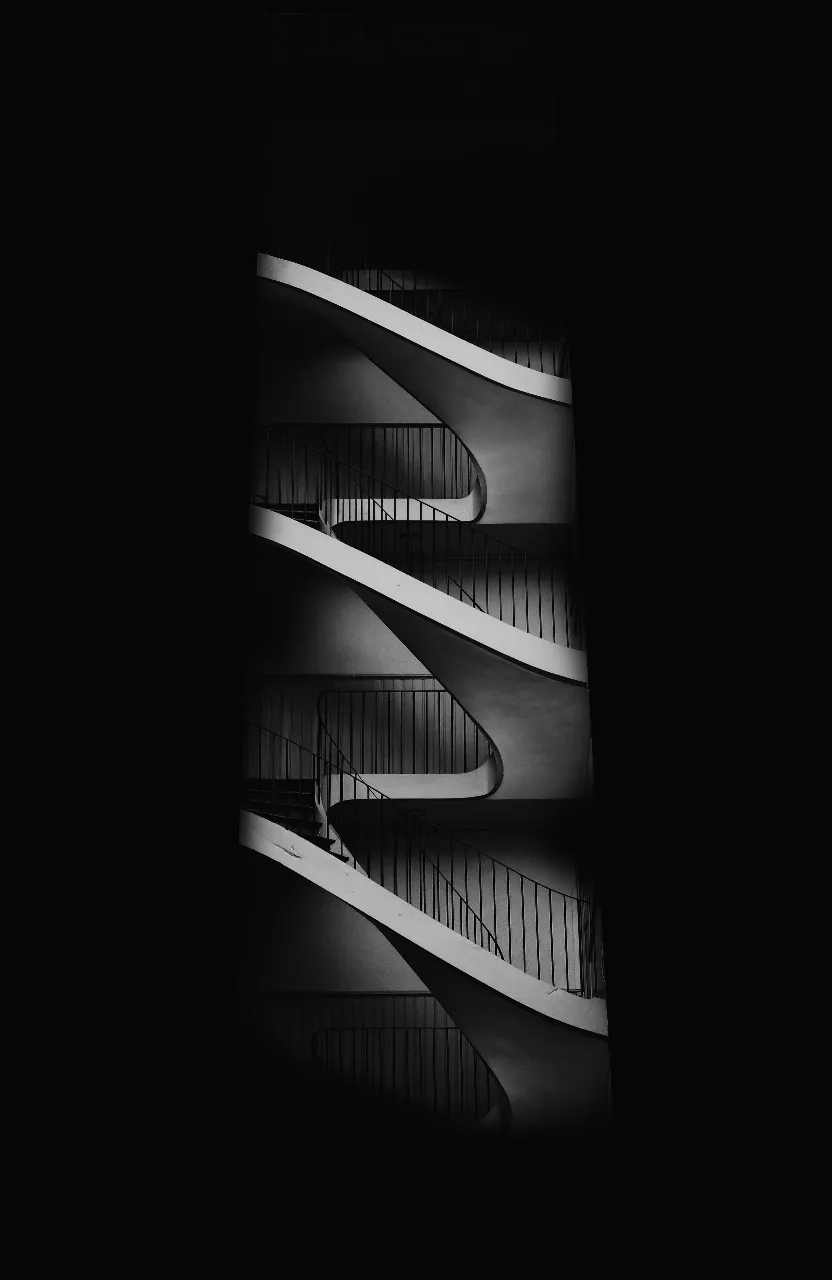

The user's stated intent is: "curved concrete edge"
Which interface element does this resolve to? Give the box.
[257,255,573,407]
[327,756,499,802]
[240,809,608,1038]
[250,506,588,685]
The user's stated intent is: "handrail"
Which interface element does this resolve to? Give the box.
[311,1024,499,1122]
[338,264,571,376]
[244,990,505,1124]
[253,429,585,648]
[317,687,492,776]
[310,713,603,998]
[318,422,476,506]
[243,722,503,960]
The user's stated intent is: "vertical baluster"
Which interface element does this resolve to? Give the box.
[432,508,436,588]
[458,519,463,601]
[493,859,497,953]
[477,854,483,945]
[507,867,512,964]
[419,816,425,914]
[565,573,571,648]
[563,896,569,990]
[485,537,489,615]
[538,560,542,638]
[407,812,412,905]
[521,878,526,972]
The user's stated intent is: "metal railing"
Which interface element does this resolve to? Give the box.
[242,722,603,997]
[312,1026,497,1123]
[251,429,585,649]
[238,992,505,1125]
[318,687,492,776]
[319,425,475,502]
[336,266,571,377]
[242,723,502,957]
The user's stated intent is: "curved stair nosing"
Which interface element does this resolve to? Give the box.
[251,505,588,684]
[257,255,573,407]
[240,809,607,1038]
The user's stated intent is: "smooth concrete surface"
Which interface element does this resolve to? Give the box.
[256,297,440,424]
[257,257,575,525]
[359,590,592,800]
[379,930,610,1142]
[240,809,607,1037]
[236,843,421,993]
[245,537,430,677]
[250,507,587,684]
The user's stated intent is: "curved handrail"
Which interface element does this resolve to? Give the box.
[311,715,603,998]
[314,441,483,610]
[316,686,494,776]
[340,264,571,376]
[253,429,585,648]
[243,723,503,960]
[311,1024,500,1123]
[318,423,478,504]
[249,990,507,1124]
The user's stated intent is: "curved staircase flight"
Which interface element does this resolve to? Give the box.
[246,248,608,1141]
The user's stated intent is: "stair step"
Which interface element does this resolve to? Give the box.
[265,504,320,527]
[243,807,318,827]
[241,796,316,814]
[243,807,323,837]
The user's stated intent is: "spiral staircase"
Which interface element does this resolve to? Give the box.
[241,255,610,1145]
